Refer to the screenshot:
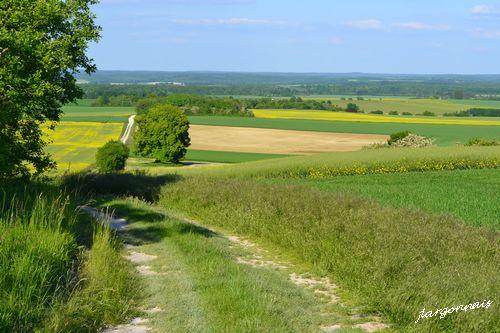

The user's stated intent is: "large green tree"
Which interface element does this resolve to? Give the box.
[0,0,100,178]
[134,105,190,163]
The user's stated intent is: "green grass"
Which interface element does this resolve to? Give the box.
[188,116,500,146]
[161,176,500,333]
[270,169,499,228]
[0,182,138,332]
[180,146,500,179]
[185,149,289,163]
[101,198,362,332]
[61,105,134,122]
[302,97,500,115]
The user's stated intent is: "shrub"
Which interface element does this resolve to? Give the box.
[388,110,399,115]
[345,103,360,113]
[370,110,384,115]
[134,104,190,163]
[402,112,413,116]
[465,138,500,146]
[95,141,130,173]
[391,133,434,148]
[422,110,436,116]
[388,131,410,145]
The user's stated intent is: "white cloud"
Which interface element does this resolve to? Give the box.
[472,28,500,39]
[173,18,288,27]
[471,5,497,14]
[344,19,382,30]
[394,22,451,31]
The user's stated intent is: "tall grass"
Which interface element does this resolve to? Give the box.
[0,182,139,332]
[178,146,500,179]
[161,176,499,332]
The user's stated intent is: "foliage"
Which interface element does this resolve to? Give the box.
[388,110,399,115]
[390,133,434,148]
[95,140,130,173]
[134,105,190,163]
[161,176,499,332]
[345,102,360,112]
[0,0,100,178]
[422,110,436,116]
[402,111,413,115]
[370,110,384,114]
[465,138,500,146]
[136,94,253,117]
[388,131,410,145]
[444,108,500,117]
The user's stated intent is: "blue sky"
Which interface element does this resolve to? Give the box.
[90,0,500,74]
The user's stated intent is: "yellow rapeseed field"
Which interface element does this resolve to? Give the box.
[253,109,500,126]
[43,121,123,172]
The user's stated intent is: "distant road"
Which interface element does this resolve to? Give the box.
[121,115,136,144]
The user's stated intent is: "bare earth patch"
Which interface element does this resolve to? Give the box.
[101,317,150,333]
[189,125,389,155]
[126,251,158,264]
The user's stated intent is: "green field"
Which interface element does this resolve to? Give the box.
[271,169,500,228]
[44,122,124,172]
[189,116,500,146]
[185,150,289,163]
[302,97,500,115]
[61,105,134,122]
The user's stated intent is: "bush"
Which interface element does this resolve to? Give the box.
[370,110,384,115]
[388,110,399,115]
[402,112,413,116]
[134,104,190,163]
[465,138,500,146]
[345,103,360,113]
[388,131,410,145]
[422,110,436,116]
[391,133,434,148]
[95,141,130,173]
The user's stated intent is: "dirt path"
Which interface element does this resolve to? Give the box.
[84,202,390,332]
[121,115,136,144]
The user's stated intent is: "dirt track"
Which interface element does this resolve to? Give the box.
[189,125,388,154]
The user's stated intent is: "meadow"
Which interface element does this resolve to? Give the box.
[270,169,500,228]
[44,122,124,172]
[61,104,134,122]
[301,96,500,115]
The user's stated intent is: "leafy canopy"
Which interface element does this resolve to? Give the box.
[95,140,130,173]
[134,105,190,163]
[0,0,100,178]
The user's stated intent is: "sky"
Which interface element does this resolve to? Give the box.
[89,0,500,74]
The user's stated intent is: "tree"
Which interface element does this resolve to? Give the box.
[0,0,100,178]
[345,103,360,113]
[95,140,129,173]
[134,105,190,163]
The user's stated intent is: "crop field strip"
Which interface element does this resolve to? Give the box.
[252,109,500,126]
[44,121,123,171]
[61,105,135,122]
[189,116,500,146]
[189,125,388,155]
[300,97,500,115]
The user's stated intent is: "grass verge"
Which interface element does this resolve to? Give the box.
[269,169,500,228]
[161,176,499,332]
[0,182,139,332]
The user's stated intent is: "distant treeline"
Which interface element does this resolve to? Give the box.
[93,94,354,116]
[443,108,500,117]
[81,81,500,99]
